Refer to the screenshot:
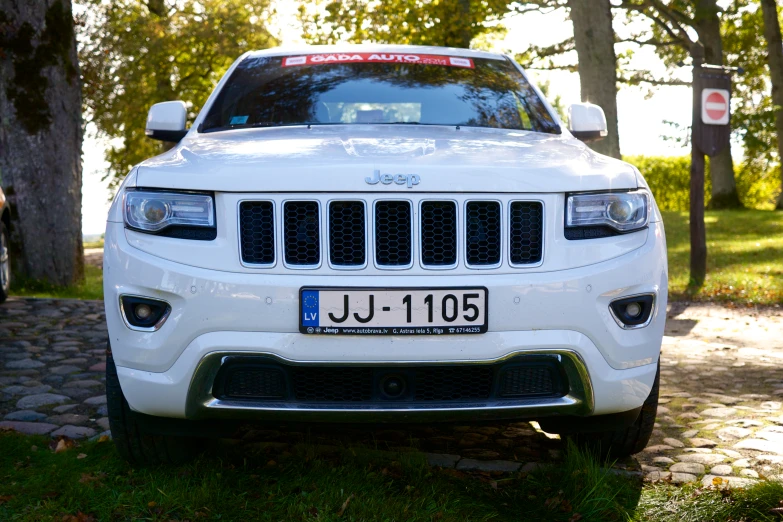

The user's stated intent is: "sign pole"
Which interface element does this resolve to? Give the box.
[690,43,707,288]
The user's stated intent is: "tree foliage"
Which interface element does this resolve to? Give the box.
[79,0,277,191]
[299,0,512,48]
[622,1,779,206]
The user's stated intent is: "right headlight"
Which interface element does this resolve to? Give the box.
[566,190,650,236]
[124,189,215,234]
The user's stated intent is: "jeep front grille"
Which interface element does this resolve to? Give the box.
[328,201,366,267]
[465,201,502,267]
[420,201,457,267]
[238,196,544,270]
[510,202,544,265]
[374,201,412,267]
[239,201,275,265]
[283,201,320,266]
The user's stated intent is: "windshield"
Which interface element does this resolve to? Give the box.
[201,53,560,134]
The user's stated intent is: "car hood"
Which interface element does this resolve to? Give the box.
[135,125,639,193]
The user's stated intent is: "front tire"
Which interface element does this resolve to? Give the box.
[106,351,198,465]
[570,361,660,459]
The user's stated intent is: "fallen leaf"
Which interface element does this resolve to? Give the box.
[337,493,355,517]
[0,495,12,505]
[52,438,75,454]
[569,514,583,522]
[97,435,110,443]
[30,446,38,452]
[712,477,724,486]
[148,501,157,508]
[77,453,87,460]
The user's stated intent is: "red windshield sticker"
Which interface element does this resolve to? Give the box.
[282,53,474,69]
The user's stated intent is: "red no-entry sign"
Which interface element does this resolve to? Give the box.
[701,88,730,125]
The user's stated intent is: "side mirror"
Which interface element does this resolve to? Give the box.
[568,103,608,142]
[145,101,188,142]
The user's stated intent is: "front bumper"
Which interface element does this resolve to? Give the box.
[104,220,666,421]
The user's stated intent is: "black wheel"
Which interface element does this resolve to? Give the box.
[570,361,660,459]
[0,221,10,303]
[106,350,199,465]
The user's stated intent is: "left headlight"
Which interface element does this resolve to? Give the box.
[566,190,650,235]
[124,190,215,233]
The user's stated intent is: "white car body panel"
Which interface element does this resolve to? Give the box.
[135,126,638,194]
[105,44,667,426]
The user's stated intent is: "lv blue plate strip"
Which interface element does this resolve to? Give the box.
[301,290,320,327]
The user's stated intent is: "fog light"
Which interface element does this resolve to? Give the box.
[609,294,655,329]
[625,302,642,318]
[134,303,152,320]
[120,295,171,331]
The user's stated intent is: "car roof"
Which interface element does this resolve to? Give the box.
[247,44,507,61]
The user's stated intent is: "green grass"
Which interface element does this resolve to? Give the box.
[4,432,783,521]
[637,480,783,521]
[10,264,103,301]
[9,211,783,305]
[83,239,105,250]
[0,434,639,521]
[662,210,783,305]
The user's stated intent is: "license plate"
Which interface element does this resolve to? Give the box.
[299,287,488,335]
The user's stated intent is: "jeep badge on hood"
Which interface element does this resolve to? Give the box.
[365,170,421,188]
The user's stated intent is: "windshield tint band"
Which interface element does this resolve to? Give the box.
[201,56,560,134]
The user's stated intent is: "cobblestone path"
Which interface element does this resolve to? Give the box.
[1,297,782,483]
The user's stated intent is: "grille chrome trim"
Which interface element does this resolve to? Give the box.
[186,349,594,421]
[419,199,459,270]
[464,200,503,270]
[327,199,368,270]
[508,199,545,268]
[237,200,277,268]
[282,199,322,270]
[237,195,545,272]
[373,199,414,270]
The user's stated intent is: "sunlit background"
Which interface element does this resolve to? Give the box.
[80,0,715,236]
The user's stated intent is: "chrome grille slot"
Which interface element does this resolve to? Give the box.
[239,201,275,265]
[238,196,543,271]
[283,201,320,266]
[420,201,457,267]
[465,201,501,267]
[510,201,544,265]
[329,201,366,267]
[374,201,412,267]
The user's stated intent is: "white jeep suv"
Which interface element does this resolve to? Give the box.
[104,45,667,464]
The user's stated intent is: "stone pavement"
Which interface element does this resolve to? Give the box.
[0,298,108,441]
[1,296,782,484]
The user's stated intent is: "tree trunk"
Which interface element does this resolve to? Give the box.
[760,0,783,210]
[693,0,743,208]
[567,0,621,159]
[0,0,84,286]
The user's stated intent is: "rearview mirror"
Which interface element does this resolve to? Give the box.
[145,101,188,142]
[568,103,607,142]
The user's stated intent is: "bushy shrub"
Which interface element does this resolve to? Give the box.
[625,155,780,211]
[625,156,704,211]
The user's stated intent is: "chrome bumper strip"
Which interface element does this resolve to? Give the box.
[184,350,594,422]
